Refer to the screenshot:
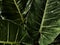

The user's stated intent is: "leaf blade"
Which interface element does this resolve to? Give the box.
[39,0,60,45]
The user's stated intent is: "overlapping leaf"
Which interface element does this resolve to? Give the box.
[39,0,60,45]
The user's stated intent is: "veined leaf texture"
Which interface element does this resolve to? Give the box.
[0,0,60,45]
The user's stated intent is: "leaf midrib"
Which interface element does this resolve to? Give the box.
[39,0,48,33]
[13,0,24,23]
[13,0,27,43]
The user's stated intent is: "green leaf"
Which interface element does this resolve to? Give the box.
[0,0,33,45]
[39,0,60,45]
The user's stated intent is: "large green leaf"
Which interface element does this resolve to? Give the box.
[0,0,34,45]
[39,0,60,45]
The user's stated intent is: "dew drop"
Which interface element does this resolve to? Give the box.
[51,11,54,13]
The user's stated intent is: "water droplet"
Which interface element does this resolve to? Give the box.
[51,11,54,13]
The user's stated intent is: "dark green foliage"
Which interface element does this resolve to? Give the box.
[0,0,60,45]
